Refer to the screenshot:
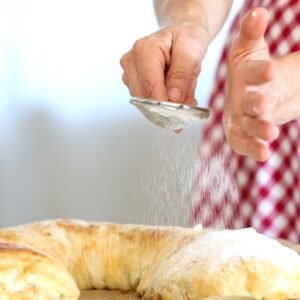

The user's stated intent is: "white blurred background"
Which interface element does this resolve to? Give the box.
[0,1,243,227]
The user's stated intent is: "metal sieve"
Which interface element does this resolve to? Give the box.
[130,97,210,131]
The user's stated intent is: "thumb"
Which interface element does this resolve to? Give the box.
[165,38,203,103]
[236,7,269,54]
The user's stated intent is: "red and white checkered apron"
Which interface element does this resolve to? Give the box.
[193,0,300,242]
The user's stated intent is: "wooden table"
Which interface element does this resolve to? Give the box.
[80,290,138,300]
[79,290,252,300]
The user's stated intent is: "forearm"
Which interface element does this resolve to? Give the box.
[154,0,233,41]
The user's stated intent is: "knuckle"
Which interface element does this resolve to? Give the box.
[227,134,236,150]
[141,77,157,97]
[222,113,232,133]
[231,141,244,156]
[223,125,242,155]
[191,65,201,79]
[122,73,128,85]
[168,66,189,82]
[132,38,147,55]
[133,35,165,55]
[119,54,128,69]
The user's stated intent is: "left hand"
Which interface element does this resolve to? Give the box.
[224,7,290,162]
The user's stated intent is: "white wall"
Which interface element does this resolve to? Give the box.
[0,1,243,227]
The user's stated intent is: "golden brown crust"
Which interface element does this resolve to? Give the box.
[0,220,299,300]
[0,241,79,300]
[0,220,199,293]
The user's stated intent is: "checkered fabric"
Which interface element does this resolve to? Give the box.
[193,0,300,242]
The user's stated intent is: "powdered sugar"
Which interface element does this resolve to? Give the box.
[163,227,300,283]
[188,228,300,266]
[132,131,200,227]
[133,129,239,229]
[192,152,240,229]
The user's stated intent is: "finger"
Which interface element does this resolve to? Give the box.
[236,7,269,53]
[230,134,272,162]
[183,79,198,106]
[166,37,203,103]
[122,72,128,86]
[120,52,128,70]
[133,38,169,100]
[184,98,198,106]
[242,116,280,141]
[120,53,143,96]
[128,69,143,96]
[174,129,183,134]
[242,91,268,116]
[187,79,197,98]
[174,78,197,133]
[238,59,274,85]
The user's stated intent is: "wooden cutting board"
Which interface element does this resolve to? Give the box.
[79,291,253,300]
[80,290,139,300]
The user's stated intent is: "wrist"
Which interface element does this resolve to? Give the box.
[157,1,210,40]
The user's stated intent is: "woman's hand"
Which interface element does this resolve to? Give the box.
[224,7,293,162]
[120,22,209,105]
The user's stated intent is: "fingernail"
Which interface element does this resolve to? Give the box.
[168,88,182,102]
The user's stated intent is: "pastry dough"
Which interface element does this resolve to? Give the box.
[0,219,299,300]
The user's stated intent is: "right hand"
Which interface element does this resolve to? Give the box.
[120,22,210,105]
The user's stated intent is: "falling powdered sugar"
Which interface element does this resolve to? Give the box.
[192,151,241,229]
[132,128,241,229]
[132,130,199,227]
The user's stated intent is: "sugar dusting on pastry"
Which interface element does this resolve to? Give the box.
[0,220,300,299]
[188,228,300,263]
